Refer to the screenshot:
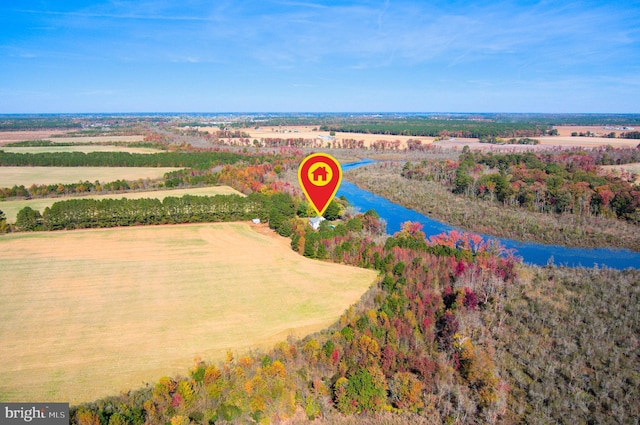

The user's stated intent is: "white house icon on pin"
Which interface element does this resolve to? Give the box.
[312,166,328,182]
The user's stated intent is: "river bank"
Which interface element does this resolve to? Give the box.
[345,162,640,253]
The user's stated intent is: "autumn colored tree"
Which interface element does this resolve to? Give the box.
[389,371,425,412]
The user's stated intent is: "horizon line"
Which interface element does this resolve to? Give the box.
[2,111,640,116]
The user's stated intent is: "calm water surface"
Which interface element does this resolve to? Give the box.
[338,159,640,269]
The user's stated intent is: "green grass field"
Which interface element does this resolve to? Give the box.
[0,186,243,222]
[0,222,378,404]
[0,166,182,187]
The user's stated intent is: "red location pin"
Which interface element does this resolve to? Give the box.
[298,153,343,217]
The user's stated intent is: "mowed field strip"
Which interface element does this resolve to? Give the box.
[0,166,183,187]
[0,133,145,146]
[1,145,162,154]
[0,186,243,222]
[0,222,378,404]
[40,135,145,144]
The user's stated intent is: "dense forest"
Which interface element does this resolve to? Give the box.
[491,265,639,424]
[402,148,640,223]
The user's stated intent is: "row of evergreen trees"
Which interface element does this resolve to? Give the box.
[0,150,268,168]
[12,191,310,235]
[14,194,271,231]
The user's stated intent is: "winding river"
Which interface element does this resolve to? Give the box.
[338,159,640,269]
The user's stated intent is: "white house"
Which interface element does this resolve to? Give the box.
[308,216,325,230]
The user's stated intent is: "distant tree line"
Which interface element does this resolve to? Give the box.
[4,139,169,150]
[570,130,640,139]
[243,112,640,128]
[4,139,73,147]
[319,119,549,138]
[0,117,82,130]
[479,136,540,145]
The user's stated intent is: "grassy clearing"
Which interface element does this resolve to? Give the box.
[0,186,243,222]
[1,146,162,154]
[0,166,182,187]
[0,222,378,404]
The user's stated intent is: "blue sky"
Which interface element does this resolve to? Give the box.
[1,1,639,113]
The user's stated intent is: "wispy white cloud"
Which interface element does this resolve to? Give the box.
[269,1,329,9]
[12,6,212,22]
[2,0,638,112]
[11,0,637,70]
